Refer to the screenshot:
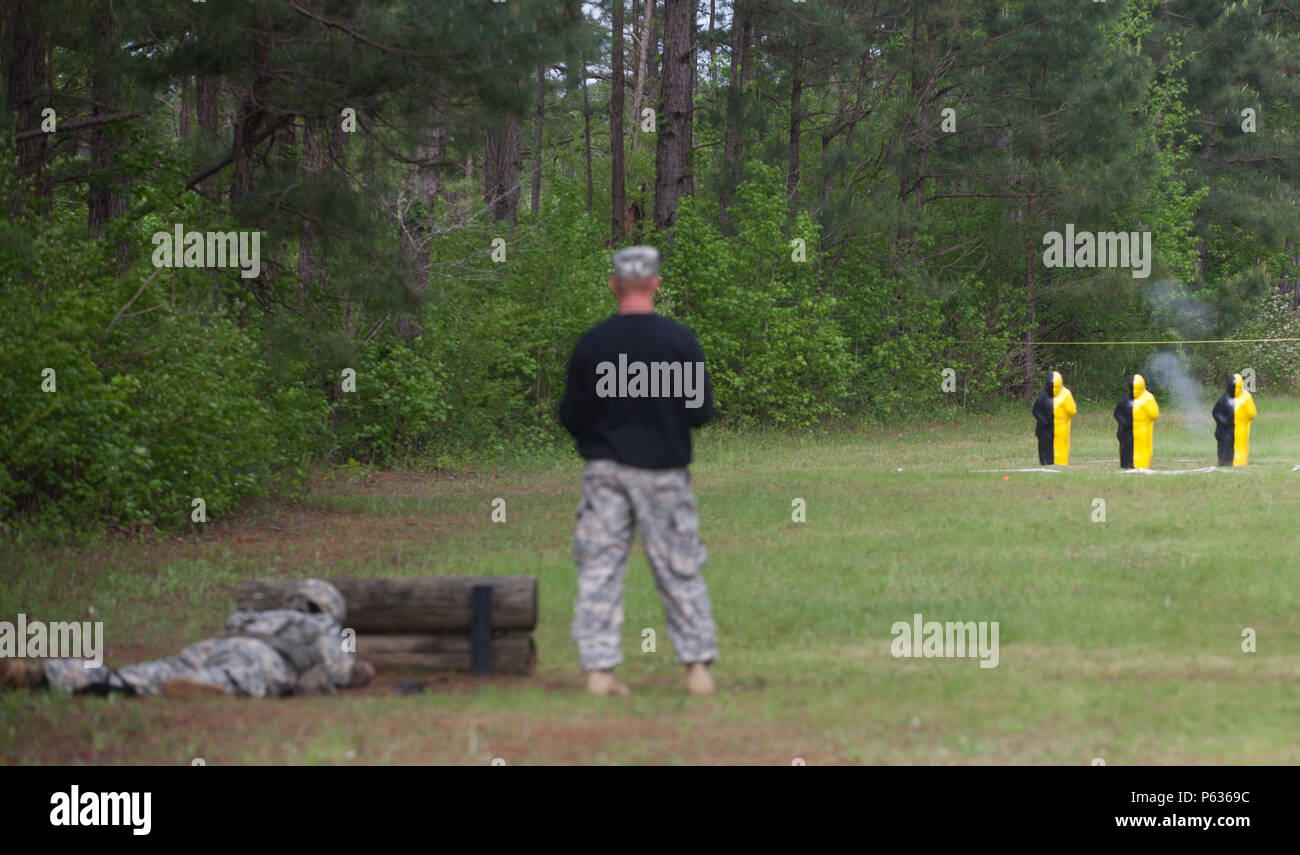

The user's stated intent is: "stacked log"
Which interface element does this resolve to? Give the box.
[234,576,537,675]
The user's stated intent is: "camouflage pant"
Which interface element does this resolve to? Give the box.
[572,459,718,670]
[42,637,295,698]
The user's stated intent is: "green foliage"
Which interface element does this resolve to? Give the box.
[661,163,853,427]
[332,338,450,466]
[0,213,326,533]
[832,258,1013,418]
[4,0,1300,538]
[1123,26,1209,284]
[418,181,611,457]
[1221,291,1300,395]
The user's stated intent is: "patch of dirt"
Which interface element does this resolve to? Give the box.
[312,469,575,500]
[139,502,472,573]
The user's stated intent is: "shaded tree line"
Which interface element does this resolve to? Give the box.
[2,0,1299,530]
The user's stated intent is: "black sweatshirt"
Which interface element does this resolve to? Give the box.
[559,313,713,469]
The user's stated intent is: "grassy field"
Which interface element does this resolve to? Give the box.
[3,396,1300,765]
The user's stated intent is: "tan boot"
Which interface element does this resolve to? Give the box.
[685,662,714,696]
[162,678,229,700]
[0,658,45,689]
[586,669,631,697]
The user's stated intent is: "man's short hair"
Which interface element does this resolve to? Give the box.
[613,246,659,280]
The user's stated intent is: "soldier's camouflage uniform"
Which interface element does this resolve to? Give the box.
[41,580,357,697]
[572,459,717,670]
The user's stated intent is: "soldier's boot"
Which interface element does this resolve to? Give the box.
[162,678,229,699]
[684,662,714,696]
[0,658,46,689]
[586,669,631,697]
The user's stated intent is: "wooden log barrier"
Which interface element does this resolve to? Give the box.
[354,633,536,674]
[233,576,539,675]
[234,576,538,633]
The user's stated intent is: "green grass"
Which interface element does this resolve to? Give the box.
[3,396,1300,764]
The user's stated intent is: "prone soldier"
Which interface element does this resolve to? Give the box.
[0,579,374,698]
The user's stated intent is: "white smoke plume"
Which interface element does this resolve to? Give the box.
[1145,278,1218,339]
[1143,351,1210,432]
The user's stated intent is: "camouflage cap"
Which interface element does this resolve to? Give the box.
[283,579,346,624]
[613,245,660,279]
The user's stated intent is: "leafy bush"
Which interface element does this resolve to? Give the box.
[332,337,450,465]
[419,182,611,456]
[1221,290,1300,394]
[0,213,326,532]
[661,163,854,426]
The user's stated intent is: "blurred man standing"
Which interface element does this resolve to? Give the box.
[559,246,718,697]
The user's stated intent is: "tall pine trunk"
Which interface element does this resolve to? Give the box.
[299,117,329,303]
[4,0,43,214]
[394,104,446,340]
[610,0,626,242]
[720,0,751,225]
[531,63,544,214]
[582,71,593,212]
[653,0,694,234]
[196,75,220,137]
[630,0,653,144]
[787,58,802,201]
[88,6,126,237]
[1024,192,1038,395]
[233,31,271,204]
[484,117,521,226]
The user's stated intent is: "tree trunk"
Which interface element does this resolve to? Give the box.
[298,117,328,303]
[88,6,127,237]
[582,71,593,212]
[483,116,521,225]
[611,0,626,241]
[179,77,191,139]
[631,0,653,143]
[646,5,662,125]
[531,63,545,214]
[396,102,446,338]
[1024,192,1038,395]
[720,0,751,224]
[653,0,695,234]
[196,75,220,136]
[787,58,802,201]
[329,110,347,167]
[4,0,43,213]
[233,32,271,203]
[709,0,716,86]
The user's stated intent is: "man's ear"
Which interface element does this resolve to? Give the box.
[650,276,661,295]
[609,277,620,297]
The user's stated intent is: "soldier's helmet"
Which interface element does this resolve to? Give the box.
[283,579,346,623]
